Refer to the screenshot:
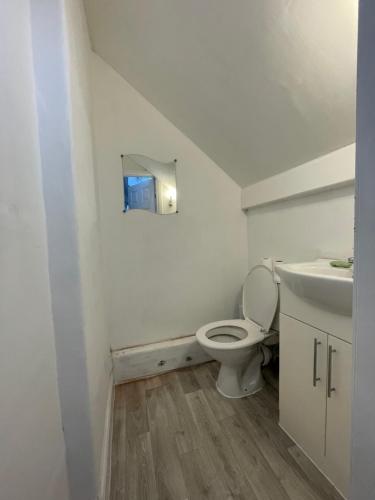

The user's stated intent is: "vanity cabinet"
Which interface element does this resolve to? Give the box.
[325,335,352,497]
[279,313,352,498]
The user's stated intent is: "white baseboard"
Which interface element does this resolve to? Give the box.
[98,374,114,500]
[112,335,211,384]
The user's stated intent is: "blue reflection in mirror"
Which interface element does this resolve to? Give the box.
[124,176,156,212]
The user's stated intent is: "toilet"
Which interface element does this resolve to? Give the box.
[196,265,278,398]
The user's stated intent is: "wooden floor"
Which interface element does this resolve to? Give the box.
[110,362,342,500]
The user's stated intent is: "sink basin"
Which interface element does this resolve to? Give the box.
[276,259,353,316]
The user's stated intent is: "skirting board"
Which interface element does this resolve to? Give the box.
[99,374,114,500]
[112,335,211,384]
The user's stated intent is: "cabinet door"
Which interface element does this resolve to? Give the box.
[279,314,327,465]
[325,336,352,498]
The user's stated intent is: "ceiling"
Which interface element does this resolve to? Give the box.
[84,0,358,187]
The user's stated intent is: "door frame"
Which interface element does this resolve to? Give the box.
[351,2,375,499]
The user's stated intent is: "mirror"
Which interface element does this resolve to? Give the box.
[122,154,177,215]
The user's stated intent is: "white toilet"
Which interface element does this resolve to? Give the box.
[196,265,278,398]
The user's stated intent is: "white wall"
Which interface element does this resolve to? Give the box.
[91,54,248,350]
[247,170,355,269]
[30,1,111,498]
[0,2,69,499]
[63,1,112,492]
[351,1,375,498]
[30,0,96,497]
[242,144,355,209]
[245,145,355,272]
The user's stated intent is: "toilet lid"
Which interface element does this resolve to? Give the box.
[242,265,278,332]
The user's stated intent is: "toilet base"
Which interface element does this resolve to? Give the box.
[215,349,265,398]
[216,379,264,399]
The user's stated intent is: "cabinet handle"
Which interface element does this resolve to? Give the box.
[327,345,337,397]
[313,338,322,387]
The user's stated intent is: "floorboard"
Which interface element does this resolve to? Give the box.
[110,363,342,500]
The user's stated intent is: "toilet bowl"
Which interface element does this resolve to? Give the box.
[196,265,278,398]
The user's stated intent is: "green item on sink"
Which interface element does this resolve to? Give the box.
[330,260,352,268]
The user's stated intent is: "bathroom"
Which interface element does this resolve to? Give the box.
[2,1,375,500]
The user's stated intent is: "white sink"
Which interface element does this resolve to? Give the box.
[276,259,353,316]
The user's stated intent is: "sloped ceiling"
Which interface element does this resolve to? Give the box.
[84,0,358,187]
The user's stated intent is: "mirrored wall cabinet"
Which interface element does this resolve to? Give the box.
[121,154,178,215]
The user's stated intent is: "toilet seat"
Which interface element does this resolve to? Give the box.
[242,265,278,332]
[196,266,278,352]
[196,319,264,350]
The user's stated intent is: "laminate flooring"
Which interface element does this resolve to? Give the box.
[110,362,342,500]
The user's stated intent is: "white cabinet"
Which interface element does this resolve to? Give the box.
[325,335,352,496]
[279,313,352,498]
[279,315,327,465]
